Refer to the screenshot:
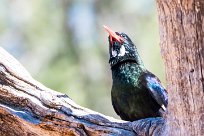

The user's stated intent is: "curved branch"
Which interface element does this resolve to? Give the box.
[0,47,165,136]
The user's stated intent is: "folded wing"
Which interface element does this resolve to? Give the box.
[140,72,168,111]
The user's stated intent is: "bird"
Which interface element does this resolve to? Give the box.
[103,25,168,121]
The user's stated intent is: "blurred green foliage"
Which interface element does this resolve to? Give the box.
[0,0,165,119]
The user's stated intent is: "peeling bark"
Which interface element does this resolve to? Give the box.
[0,47,165,136]
[156,0,204,135]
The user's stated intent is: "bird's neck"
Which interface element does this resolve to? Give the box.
[111,61,146,86]
[133,50,144,66]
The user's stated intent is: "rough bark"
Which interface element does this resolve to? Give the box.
[0,47,165,136]
[156,0,204,135]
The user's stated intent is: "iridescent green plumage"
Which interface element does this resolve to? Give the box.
[111,62,165,120]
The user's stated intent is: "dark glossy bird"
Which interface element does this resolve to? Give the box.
[103,25,168,121]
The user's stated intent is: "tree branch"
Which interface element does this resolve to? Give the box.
[0,47,165,136]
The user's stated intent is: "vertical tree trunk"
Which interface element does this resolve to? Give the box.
[156,0,204,135]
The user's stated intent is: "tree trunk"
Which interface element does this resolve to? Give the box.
[156,0,204,135]
[0,47,165,136]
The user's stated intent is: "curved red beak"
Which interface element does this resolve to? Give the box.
[103,25,124,45]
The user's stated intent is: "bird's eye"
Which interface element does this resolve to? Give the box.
[121,34,126,38]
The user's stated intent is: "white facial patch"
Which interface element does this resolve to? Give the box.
[112,50,117,57]
[118,45,126,56]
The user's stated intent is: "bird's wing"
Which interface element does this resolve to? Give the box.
[140,72,168,111]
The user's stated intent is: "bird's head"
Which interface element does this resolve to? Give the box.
[103,25,141,67]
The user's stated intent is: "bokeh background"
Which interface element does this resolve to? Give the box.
[0,0,165,119]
